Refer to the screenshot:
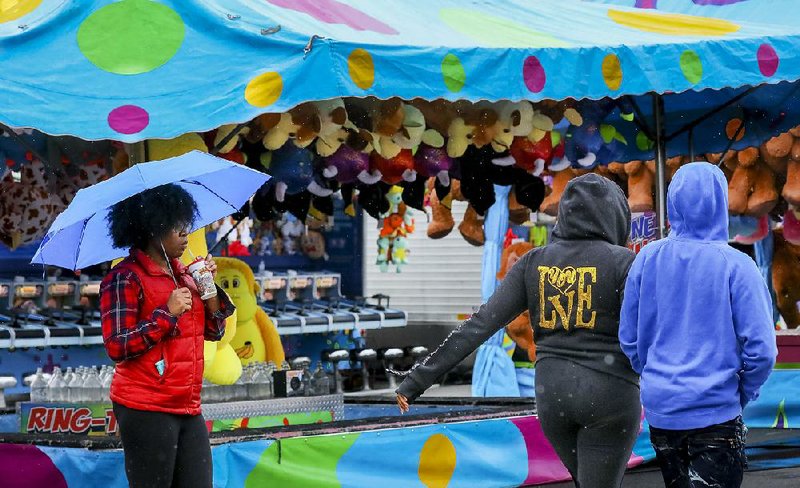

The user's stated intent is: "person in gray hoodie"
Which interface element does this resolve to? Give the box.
[396,173,640,488]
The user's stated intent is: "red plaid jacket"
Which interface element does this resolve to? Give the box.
[100,252,232,362]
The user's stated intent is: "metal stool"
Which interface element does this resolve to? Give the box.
[0,376,18,409]
[328,350,350,394]
[356,349,377,391]
[411,346,429,361]
[383,348,405,390]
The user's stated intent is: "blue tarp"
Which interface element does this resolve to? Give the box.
[472,185,520,397]
[1,0,799,142]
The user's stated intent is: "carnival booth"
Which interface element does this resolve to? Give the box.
[2,0,800,487]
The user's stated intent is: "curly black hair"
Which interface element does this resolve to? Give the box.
[108,183,199,250]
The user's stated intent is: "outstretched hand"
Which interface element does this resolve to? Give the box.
[396,393,409,414]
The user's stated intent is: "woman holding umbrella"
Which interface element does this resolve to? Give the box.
[100,183,234,488]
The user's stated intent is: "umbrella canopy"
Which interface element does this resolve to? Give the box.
[1,0,799,142]
[31,151,269,270]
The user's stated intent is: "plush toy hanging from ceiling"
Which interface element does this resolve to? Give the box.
[377,186,415,272]
[215,257,286,365]
[207,124,249,164]
[262,102,321,150]
[773,229,800,329]
[724,145,779,217]
[251,142,333,222]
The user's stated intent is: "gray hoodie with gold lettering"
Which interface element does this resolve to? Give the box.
[397,173,637,402]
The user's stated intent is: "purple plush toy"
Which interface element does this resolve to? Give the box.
[322,144,381,185]
[413,144,452,187]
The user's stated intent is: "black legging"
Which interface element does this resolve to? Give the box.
[113,402,213,488]
[535,358,641,488]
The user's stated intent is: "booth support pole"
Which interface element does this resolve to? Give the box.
[653,94,668,239]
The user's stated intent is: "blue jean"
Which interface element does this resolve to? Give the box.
[650,416,747,488]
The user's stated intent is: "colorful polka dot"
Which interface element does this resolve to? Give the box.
[418,434,457,488]
[0,0,42,23]
[607,9,740,36]
[601,54,623,91]
[77,0,185,75]
[348,48,375,90]
[680,50,703,85]
[523,56,546,93]
[108,105,149,134]
[439,8,570,48]
[757,44,779,77]
[245,72,283,107]
[726,118,745,141]
[441,54,466,93]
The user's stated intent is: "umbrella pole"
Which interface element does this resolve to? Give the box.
[652,94,668,240]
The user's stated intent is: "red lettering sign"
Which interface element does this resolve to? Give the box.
[51,408,73,434]
[105,409,118,435]
[70,408,93,434]
[27,406,48,432]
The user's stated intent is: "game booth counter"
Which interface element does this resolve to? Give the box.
[2,0,800,487]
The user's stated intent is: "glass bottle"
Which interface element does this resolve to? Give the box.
[29,367,48,403]
[82,367,104,403]
[46,367,65,403]
[68,368,85,403]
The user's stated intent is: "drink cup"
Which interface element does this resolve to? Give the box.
[188,259,217,301]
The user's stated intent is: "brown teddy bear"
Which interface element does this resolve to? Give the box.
[773,229,800,329]
[541,167,577,216]
[784,129,800,207]
[498,241,536,361]
[727,147,779,216]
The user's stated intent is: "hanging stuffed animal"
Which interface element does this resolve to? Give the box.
[263,103,321,150]
[263,143,332,202]
[314,98,350,157]
[377,186,414,272]
[370,148,416,185]
[784,128,800,208]
[773,229,800,329]
[322,144,382,185]
[727,147,779,216]
[209,124,249,164]
[541,167,578,216]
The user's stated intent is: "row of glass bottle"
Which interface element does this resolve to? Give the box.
[201,361,331,403]
[29,366,113,403]
[28,361,333,405]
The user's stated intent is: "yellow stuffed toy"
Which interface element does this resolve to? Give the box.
[214,258,285,366]
[203,308,243,384]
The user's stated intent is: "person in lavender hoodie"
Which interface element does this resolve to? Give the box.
[619,162,777,488]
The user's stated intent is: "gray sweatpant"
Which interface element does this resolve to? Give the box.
[536,358,641,488]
